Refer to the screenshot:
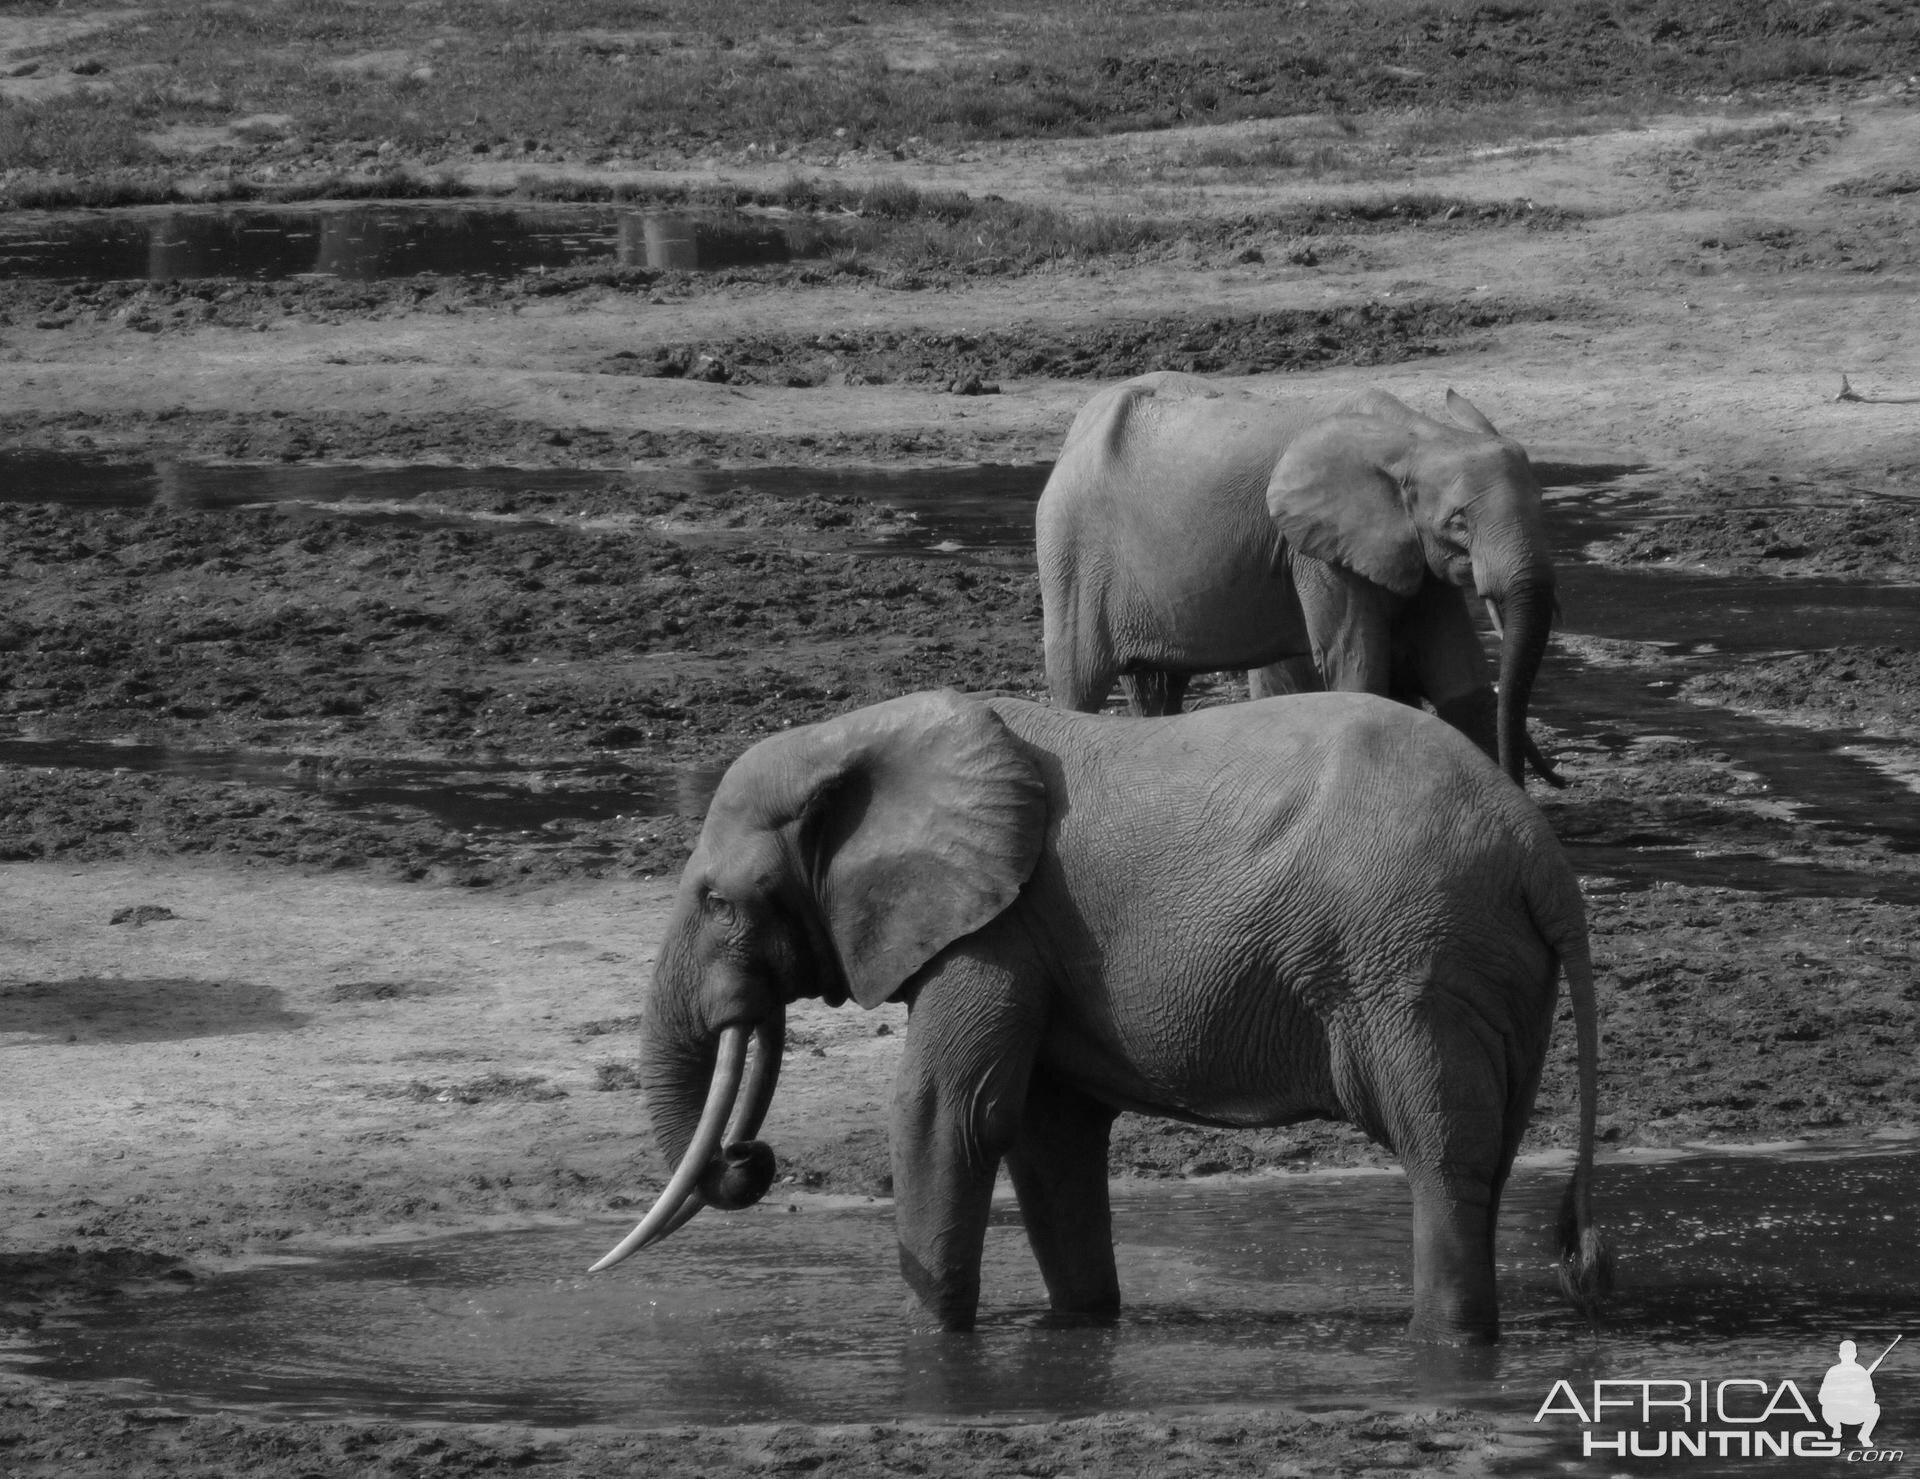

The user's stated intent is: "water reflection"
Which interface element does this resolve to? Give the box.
[145,211,314,281]
[0,206,815,282]
[616,212,790,270]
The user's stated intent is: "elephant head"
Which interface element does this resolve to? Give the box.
[1266,389,1554,785]
[593,690,1048,1271]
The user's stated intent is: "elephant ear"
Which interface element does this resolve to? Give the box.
[1267,414,1425,598]
[1443,388,1501,436]
[756,691,1047,1009]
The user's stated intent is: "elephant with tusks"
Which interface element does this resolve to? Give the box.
[1036,371,1563,786]
[594,688,1610,1345]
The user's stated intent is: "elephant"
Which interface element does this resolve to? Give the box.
[592,687,1609,1345]
[1035,370,1563,786]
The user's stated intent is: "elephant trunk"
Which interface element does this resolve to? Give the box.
[1490,569,1554,787]
[590,997,784,1273]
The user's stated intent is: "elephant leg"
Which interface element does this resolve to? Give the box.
[890,960,1041,1332]
[1407,1167,1503,1345]
[1046,647,1119,714]
[1397,579,1499,755]
[1041,582,1119,713]
[1247,655,1322,700]
[1005,1071,1120,1319]
[1117,668,1188,717]
[1371,998,1534,1345]
[1290,551,1394,694]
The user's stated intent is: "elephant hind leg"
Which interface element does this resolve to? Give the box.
[1406,1165,1503,1345]
[1005,1072,1120,1319]
[1041,585,1119,713]
[1118,667,1188,717]
[1046,648,1118,713]
[1371,1006,1527,1344]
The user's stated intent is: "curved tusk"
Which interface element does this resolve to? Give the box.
[1483,596,1505,639]
[645,1010,786,1240]
[652,1190,707,1241]
[728,1006,785,1144]
[589,1024,749,1273]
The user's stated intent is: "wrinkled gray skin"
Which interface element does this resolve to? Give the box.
[1036,371,1561,786]
[611,689,1608,1345]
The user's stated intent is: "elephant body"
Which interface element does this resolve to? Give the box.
[1036,371,1560,785]
[600,689,1607,1344]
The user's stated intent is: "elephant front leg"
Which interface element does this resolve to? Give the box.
[1289,551,1395,695]
[1396,578,1499,758]
[890,962,1042,1332]
[1004,1071,1120,1319]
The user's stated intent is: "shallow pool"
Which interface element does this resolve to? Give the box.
[8,1144,1915,1455]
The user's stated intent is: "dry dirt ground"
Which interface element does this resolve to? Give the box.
[2,9,1920,1476]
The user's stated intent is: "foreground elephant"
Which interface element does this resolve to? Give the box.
[594,689,1609,1344]
[1036,371,1561,786]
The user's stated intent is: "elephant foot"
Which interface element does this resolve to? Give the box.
[899,1296,978,1335]
[1044,1290,1121,1321]
[1408,1176,1501,1345]
[898,1247,982,1333]
[1405,1311,1501,1347]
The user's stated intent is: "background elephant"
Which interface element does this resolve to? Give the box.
[595,689,1609,1344]
[1036,370,1561,786]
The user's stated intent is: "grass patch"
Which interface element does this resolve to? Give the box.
[1,0,1913,180]
[637,297,1575,388]
[404,1073,569,1104]
[1691,120,1801,151]
[1723,38,1879,88]
[1,174,183,211]
[0,92,156,174]
[1385,102,1626,155]
[593,1062,646,1091]
[1060,104,1627,188]
[0,165,477,211]
[1828,171,1920,198]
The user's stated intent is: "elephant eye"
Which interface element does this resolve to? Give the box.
[700,891,738,928]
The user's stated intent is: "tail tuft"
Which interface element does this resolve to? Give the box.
[1556,1173,1614,1318]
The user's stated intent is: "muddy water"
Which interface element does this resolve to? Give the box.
[0,206,807,281]
[6,1147,1915,1453]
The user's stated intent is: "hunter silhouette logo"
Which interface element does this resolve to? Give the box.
[1821,1336,1900,1449]
[1533,1333,1906,1462]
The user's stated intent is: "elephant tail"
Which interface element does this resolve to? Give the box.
[1555,937,1613,1317]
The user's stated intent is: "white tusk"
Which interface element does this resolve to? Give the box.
[637,1013,785,1244]
[1484,597,1505,639]
[728,1007,785,1144]
[589,1024,749,1272]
